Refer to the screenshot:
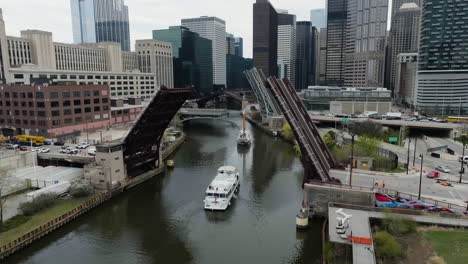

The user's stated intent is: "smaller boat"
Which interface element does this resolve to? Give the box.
[204,166,240,211]
[166,160,175,168]
[237,111,251,146]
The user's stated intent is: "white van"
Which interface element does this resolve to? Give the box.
[458,156,468,163]
[87,147,96,156]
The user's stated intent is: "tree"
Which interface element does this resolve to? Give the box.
[374,231,401,259]
[355,136,379,157]
[282,123,294,141]
[323,131,337,150]
[0,169,13,226]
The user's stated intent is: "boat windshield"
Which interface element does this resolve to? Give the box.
[205,192,226,198]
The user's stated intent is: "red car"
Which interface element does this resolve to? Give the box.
[426,171,441,179]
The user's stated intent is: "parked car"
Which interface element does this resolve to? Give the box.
[426,171,441,179]
[19,146,29,151]
[76,142,90,149]
[54,141,65,146]
[38,147,50,153]
[458,156,468,163]
[6,143,19,150]
[435,165,450,173]
[87,147,96,156]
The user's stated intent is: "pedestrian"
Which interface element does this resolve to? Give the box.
[374,179,379,187]
[382,180,386,188]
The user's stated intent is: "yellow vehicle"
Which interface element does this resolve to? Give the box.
[0,136,7,143]
[16,135,46,146]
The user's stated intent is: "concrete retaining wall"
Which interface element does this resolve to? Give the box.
[0,152,36,172]
[304,183,375,215]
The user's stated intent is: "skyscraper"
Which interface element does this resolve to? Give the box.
[226,33,235,55]
[389,2,421,92]
[70,0,131,51]
[295,21,312,91]
[253,0,278,77]
[344,0,389,87]
[153,26,213,96]
[325,0,347,86]
[310,8,327,30]
[277,10,296,86]
[182,16,226,86]
[234,37,243,57]
[318,28,327,85]
[416,0,468,115]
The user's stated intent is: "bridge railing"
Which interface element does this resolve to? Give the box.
[307,180,467,213]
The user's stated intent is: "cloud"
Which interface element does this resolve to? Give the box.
[0,0,326,58]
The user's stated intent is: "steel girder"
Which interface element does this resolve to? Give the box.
[244,68,281,119]
[265,77,338,184]
[123,86,195,177]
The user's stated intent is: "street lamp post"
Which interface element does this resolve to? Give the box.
[460,142,466,184]
[406,137,411,174]
[349,134,355,186]
[413,137,417,166]
[418,154,424,200]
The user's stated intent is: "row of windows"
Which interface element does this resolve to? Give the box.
[0,119,46,126]
[0,90,102,99]
[0,105,108,116]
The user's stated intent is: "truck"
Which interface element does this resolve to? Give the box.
[385,112,402,120]
[26,182,71,201]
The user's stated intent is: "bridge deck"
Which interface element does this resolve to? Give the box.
[179,108,228,117]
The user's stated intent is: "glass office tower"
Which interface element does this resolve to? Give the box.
[71,0,130,51]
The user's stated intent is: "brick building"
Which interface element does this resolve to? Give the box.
[0,84,111,138]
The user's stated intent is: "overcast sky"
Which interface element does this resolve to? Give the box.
[0,0,328,58]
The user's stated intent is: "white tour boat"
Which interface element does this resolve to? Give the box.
[203,166,240,211]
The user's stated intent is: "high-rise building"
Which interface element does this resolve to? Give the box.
[70,0,131,51]
[318,28,327,85]
[227,55,252,90]
[416,0,468,115]
[0,8,169,100]
[395,53,418,107]
[344,0,389,87]
[277,10,296,86]
[226,33,235,55]
[295,21,312,91]
[234,37,243,57]
[253,0,278,77]
[388,2,421,91]
[134,39,174,88]
[153,26,213,96]
[181,16,227,86]
[310,8,327,30]
[325,0,347,86]
[311,27,320,86]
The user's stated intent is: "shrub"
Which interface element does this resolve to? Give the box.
[428,256,447,264]
[374,231,401,259]
[382,212,418,235]
[19,193,57,216]
[70,180,94,198]
[282,123,294,141]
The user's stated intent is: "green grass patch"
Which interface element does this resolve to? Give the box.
[424,230,468,264]
[0,215,31,232]
[0,198,87,246]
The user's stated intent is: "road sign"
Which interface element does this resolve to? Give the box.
[389,137,398,143]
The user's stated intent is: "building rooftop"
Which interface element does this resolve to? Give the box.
[400,2,419,9]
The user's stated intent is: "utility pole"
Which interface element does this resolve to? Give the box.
[418,154,423,200]
[406,137,411,174]
[349,134,355,186]
[413,137,417,166]
[460,136,466,183]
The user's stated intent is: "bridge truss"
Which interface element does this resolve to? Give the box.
[244,68,281,119]
[265,76,338,184]
[123,86,195,177]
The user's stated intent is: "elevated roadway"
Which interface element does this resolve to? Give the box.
[310,115,461,131]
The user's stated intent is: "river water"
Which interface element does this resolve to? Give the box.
[5,116,323,264]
